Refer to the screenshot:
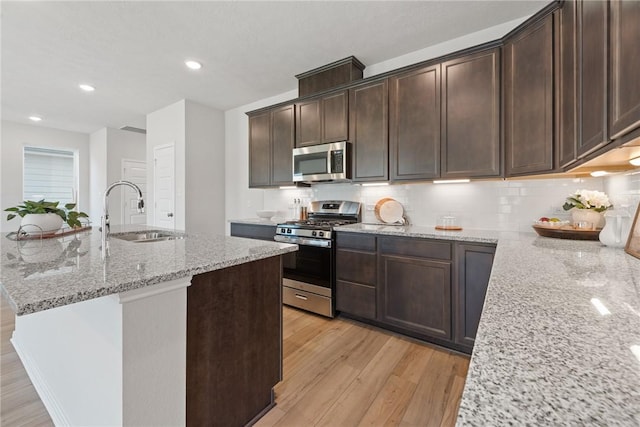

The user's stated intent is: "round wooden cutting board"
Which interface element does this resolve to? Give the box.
[374,198,404,224]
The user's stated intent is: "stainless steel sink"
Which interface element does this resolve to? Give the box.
[111,230,186,243]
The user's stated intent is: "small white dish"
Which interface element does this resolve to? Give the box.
[256,210,276,220]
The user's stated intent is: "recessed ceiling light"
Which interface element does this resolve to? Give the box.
[630,156,640,167]
[79,84,95,92]
[185,60,202,70]
[29,116,42,122]
[590,170,609,177]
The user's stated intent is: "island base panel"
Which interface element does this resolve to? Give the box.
[187,256,282,426]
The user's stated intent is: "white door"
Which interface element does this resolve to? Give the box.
[153,143,175,229]
[121,159,147,225]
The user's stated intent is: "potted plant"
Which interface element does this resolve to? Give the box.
[5,200,89,235]
[563,190,612,229]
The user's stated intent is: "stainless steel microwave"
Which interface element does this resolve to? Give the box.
[292,141,351,183]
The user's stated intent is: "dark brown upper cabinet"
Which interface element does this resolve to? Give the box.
[295,90,348,147]
[389,64,441,181]
[577,0,609,157]
[349,80,389,182]
[557,1,578,169]
[248,111,271,188]
[609,0,640,140]
[248,104,295,188]
[442,48,501,178]
[504,13,555,176]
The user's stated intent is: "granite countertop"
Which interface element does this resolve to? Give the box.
[334,223,501,244]
[335,223,640,424]
[457,235,640,425]
[0,225,297,316]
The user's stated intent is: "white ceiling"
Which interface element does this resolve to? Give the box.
[1,1,547,135]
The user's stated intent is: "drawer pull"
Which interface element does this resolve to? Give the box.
[295,294,308,301]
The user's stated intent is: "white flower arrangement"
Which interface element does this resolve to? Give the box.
[563,189,612,213]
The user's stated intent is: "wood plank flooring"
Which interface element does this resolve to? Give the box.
[0,296,468,426]
[256,307,469,427]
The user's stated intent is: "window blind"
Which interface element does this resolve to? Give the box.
[23,147,76,205]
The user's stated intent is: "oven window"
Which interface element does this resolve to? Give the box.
[282,245,332,288]
[294,152,328,175]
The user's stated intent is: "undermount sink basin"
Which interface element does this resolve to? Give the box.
[111,230,186,243]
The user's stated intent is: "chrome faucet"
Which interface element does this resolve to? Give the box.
[101,180,144,258]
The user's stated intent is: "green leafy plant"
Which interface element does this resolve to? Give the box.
[5,200,89,228]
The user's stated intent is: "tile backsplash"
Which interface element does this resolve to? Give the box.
[264,172,640,233]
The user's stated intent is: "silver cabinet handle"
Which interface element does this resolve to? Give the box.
[167,213,174,218]
[295,294,308,301]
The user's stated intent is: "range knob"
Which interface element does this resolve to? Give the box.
[280,228,286,233]
[318,231,325,237]
[287,228,292,234]
[311,231,317,237]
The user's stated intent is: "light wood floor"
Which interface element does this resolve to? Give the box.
[1,297,468,426]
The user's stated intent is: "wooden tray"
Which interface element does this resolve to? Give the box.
[6,226,92,241]
[532,224,600,241]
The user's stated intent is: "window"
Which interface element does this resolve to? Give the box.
[23,146,77,205]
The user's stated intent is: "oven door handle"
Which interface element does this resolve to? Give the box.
[274,235,332,248]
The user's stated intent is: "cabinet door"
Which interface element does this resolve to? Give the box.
[558,1,578,168]
[442,49,501,178]
[322,91,349,143]
[296,99,321,147]
[609,0,640,139]
[454,243,495,352]
[504,15,554,176]
[578,0,608,157]
[248,111,271,188]
[350,80,389,182]
[271,105,295,186]
[379,255,452,340]
[389,65,440,181]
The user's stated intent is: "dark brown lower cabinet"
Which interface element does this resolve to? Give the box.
[335,232,377,320]
[186,256,282,426]
[230,222,277,241]
[453,243,496,352]
[379,254,452,341]
[335,232,495,354]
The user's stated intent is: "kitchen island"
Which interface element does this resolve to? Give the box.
[335,223,640,425]
[0,225,297,426]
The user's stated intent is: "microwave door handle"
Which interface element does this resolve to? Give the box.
[328,150,333,174]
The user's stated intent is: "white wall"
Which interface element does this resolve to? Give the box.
[1,121,90,232]
[105,128,146,226]
[89,128,108,224]
[147,99,225,233]
[89,128,146,225]
[147,100,186,230]
[185,100,225,234]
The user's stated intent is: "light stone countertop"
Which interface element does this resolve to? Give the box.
[334,223,501,244]
[0,225,297,316]
[335,224,640,425]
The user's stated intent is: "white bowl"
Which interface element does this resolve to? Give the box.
[256,210,276,219]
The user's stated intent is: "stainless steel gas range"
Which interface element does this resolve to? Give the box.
[274,200,361,317]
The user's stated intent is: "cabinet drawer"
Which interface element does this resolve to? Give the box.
[379,236,451,260]
[336,250,377,286]
[336,232,376,252]
[336,280,376,320]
